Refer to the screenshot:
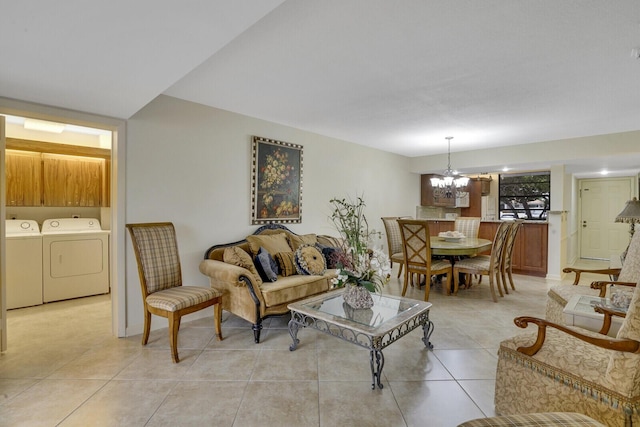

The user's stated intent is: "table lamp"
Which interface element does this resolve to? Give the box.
[615,197,640,237]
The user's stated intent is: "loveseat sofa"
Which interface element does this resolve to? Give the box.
[199,224,340,343]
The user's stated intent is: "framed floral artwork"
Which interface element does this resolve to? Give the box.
[251,136,303,224]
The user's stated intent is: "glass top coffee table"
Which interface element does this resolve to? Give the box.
[288,289,434,389]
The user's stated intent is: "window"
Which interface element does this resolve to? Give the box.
[499,172,550,220]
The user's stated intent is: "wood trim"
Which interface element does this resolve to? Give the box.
[6,137,110,159]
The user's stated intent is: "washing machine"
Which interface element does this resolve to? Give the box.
[5,219,43,309]
[41,218,110,302]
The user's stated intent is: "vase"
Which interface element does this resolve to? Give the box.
[342,302,374,324]
[343,284,374,309]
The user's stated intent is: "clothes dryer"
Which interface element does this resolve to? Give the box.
[6,219,43,309]
[41,218,110,302]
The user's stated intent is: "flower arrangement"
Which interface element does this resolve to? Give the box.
[329,196,391,293]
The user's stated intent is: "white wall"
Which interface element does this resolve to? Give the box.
[124,95,418,335]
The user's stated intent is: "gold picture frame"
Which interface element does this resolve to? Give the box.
[251,136,303,224]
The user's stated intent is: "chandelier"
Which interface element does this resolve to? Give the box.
[430,136,469,198]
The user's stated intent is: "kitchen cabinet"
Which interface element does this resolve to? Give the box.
[460,179,482,217]
[43,154,104,207]
[421,174,456,207]
[424,220,454,236]
[477,221,548,276]
[5,150,42,206]
[510,222,548,276]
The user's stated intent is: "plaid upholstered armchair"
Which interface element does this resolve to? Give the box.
[495,281,640,426]
[127,222,223,363]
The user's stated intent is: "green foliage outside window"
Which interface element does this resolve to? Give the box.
[499,172,550,220]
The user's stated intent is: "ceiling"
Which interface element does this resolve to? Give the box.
[1,1,639,175]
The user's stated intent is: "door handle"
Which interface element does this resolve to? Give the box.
[582,220,587,228]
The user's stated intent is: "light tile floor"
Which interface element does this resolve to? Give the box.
[0,260,610,426]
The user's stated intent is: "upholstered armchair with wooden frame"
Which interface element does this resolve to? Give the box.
[398,219,452,300]
[381,216,411,278]
[495,281,640,426]
[127,222,223,363]
[546,230,640,323]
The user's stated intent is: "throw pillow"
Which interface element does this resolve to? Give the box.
[317,243,337,268]
[254,247,279,282]
[295,244,326,276]
[288,233,318,251]
[274,252,297,277]
[223,246,263,285]
[246,233,292,257]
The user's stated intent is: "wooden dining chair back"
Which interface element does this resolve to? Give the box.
[454,217,481,238]
[381,216,411,278]
[398,219,452,300]
[500,220,523,294]
[453,221,511,302]
[127,222,223,362]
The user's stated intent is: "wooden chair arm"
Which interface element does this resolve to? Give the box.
[562,267,621,286]
[513,316,640,356]
[590,281,637,297]
[593,305,628,335]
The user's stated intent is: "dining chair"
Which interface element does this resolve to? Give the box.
[453,221,511,302]
[454,216,481,238]
[398,219,452,300]
[127,222,223,363]
[381,216,411,278]
[501,220,523,294]
[454,216,482,285]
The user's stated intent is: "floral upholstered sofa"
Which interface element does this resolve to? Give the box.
[199,224,340,343]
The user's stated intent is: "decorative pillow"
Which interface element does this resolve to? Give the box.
[254,247,279,282]
[223,246,263,285]
[288,233,318,251]
[295,244,326,276]
[246,233,292,257]
[274,252,297,277]
[317,235,344,248]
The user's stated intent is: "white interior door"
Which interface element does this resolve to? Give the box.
[580,178,632,260]
[1,116,6,352]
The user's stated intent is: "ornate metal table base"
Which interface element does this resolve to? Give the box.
[288,309,434,389]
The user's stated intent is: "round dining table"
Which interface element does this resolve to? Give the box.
[429,236,493,291]
[430,236,492,256]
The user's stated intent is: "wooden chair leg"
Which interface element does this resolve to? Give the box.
[142,309,151,346]
[402,269,410,296]
[214,303,223,341]
[397,263,403,278]
[424,274,432,301]
[168,313,181,363]
[488,275,498,302]
[508,268,516,290]
[500,266,510,295]
[452,271,459,295]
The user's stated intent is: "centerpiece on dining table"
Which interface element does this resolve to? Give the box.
[328,196,391,309]
[438,230,465,242]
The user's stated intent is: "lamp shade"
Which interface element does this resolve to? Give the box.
[615,197,640,224]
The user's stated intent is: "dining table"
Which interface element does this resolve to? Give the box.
[429,236,492,257]
[429,236,493,291]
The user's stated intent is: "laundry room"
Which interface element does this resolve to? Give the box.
[3,115,112,310]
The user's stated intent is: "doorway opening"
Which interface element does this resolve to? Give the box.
[1,112,120,353]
